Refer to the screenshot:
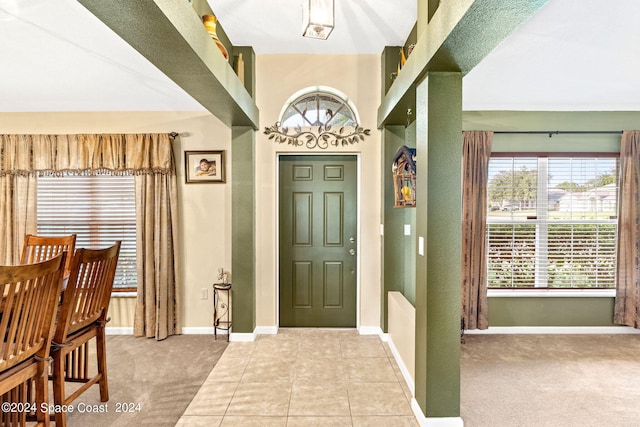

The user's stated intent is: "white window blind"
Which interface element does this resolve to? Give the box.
[37,174,137,290]
[487,156,618,289]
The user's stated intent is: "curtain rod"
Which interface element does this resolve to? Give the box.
[493,130,623,138]
[169,132,179,138]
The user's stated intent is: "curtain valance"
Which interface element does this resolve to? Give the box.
[0,133,174,176]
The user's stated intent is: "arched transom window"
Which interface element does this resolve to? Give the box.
[279,86,359,128]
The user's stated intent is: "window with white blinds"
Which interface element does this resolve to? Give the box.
[37,174,137,291]
[486,155,618,289]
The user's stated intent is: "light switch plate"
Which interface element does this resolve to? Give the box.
[404,224,411,235]
[418,236,424,256]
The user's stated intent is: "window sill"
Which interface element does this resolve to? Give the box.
[112,292,137,298]
[488,289,616,298]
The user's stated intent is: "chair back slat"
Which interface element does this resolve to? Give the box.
[55,242,121,341]
[0,253,66,373]
[20,234,76,273]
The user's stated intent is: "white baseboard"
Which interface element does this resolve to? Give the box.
[229,332,256,342]
[465,326,640,335]
[254,325,278,335]
[358,326,383,336]
[384,333,415,396]
[411,400,464,427]
[181,327,217,334]
[105,327,133,335]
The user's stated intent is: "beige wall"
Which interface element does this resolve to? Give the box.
[255,54,382,329]
[1,111,231,330]
[2,53,385,332]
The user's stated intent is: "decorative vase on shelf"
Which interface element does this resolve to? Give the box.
[202,14,229,60]
[235,52,245,85]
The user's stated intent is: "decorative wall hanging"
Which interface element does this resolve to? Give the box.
[185,150,226,183]
[264,123,370,150]
[392,145,416,208]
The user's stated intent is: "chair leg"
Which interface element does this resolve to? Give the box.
[52,353,67,427]
[36,360,51,427]
[96,328,109,402]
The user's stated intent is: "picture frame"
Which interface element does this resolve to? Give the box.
[185,150,226,183]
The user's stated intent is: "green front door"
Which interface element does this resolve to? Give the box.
[279,155,357,327]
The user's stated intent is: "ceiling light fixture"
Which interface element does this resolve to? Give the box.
[302,0,334,40]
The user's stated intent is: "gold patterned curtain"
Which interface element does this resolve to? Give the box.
[614,130,640,328]
[134,173,181,340]
[0,134,174,175]
[0,174,36,264]
[0,133,180,339]
[461,131,493,330]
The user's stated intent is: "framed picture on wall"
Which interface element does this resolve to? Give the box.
[185,150,226,183]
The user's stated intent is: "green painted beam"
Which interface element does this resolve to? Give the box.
[78,0,259,129]
[378,0,549,127]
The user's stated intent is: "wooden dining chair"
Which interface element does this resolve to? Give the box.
[0,253,67,427]
[50,241,120,427]
[20,234,77,274]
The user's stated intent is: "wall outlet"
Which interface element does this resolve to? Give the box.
[200,287,208,300]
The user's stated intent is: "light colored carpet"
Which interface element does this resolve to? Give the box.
[63,334,227,427]
[461,334,640,427]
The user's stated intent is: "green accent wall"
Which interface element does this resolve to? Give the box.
[231,127,256,333]
[489,297,616,326]
[381,125,417,332]
[415,72,462,418]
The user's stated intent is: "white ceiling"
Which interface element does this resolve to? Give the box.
[464,0,640,111]
[208,0,416,55]
[0,0,639,113]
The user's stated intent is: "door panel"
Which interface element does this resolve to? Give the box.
[324,193,343,246]
[293,193,312,246]
[293,262,312,308]
[279,155,357,327]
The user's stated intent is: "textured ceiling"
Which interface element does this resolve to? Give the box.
[0,0,638,113]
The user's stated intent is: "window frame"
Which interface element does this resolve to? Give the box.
[278,85,360,128]
[486,151,619,294]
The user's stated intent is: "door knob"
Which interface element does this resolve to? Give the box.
[349,237,356,243]
[349,249,356,256]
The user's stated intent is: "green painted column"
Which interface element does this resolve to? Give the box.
[414,72,462,419]
[231,126,255,333]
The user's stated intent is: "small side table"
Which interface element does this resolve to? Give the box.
[213,283,232,341]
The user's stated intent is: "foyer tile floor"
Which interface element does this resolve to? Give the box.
[176,328,418,426]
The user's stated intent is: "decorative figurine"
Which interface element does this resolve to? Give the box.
[217,267,228,284]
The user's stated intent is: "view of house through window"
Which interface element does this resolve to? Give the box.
[37,174,137,291]
[486,155,619,289]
